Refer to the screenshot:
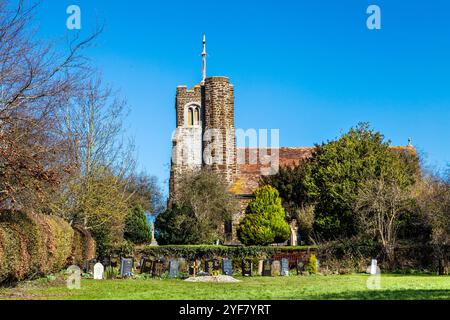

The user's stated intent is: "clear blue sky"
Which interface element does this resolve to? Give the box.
[35,0,450,191]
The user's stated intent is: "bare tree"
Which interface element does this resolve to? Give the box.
[55,77,136,230]
[355,178,414,266]
[0,0,99,210]
[416,168,450,274]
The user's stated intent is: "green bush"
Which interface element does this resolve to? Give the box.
[237,186,291,245]
[104,266,119,279]
[309,254,318,274]
[155,204,201,245]
[124,205,151,244]
[0,210,95,285]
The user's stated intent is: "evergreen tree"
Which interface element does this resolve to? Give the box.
[124,205,151,244]
[237,186,291,245]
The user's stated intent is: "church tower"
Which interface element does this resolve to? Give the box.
[169,36,237,202]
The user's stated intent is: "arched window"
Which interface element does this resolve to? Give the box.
[194,107,200,125]
[188,108,194,126]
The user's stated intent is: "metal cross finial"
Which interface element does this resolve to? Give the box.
[202,35,207,83]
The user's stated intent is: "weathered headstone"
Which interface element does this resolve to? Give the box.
[140,257,154,274]
[84,259,96,274]
[262,260,272,277]
[258,260,264,275]
[93,263,104,280]
[178,258,187,273]
[101,256,111,268]
[110,256,120,268]
[242,259,252,277]
[120,258,133,277]
[152,259,165,278]
[281,258,289,276]
[296,259,304,275]
[370,259,378,275]
[169,259,179,278]
[222,259,233,276]
[271,260,281,276]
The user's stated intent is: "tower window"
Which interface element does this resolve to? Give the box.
[194,107,200,125]
[188,108,194,126]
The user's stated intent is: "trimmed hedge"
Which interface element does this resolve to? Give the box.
[0,210,95,285]
[136,245,317,260]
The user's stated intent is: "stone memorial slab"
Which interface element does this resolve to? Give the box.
[271,260,281,276]
[296,259,304,275]
[262,260,272,277]
[258,260,264,275]
[101,256,111,268]
[110,256,120,268]
[169,259,179,278]
[370,259,378,275]
[140,257,154,274]
[120,258,133,277]
[222,259,233,276]
[242,259,252,277]
[281,258,289,276]
[152,259,165,278]
[93,263,104,280]
[84,259,96,274]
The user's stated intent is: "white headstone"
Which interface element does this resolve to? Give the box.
[94,262,104,280]
[370,259,378,275]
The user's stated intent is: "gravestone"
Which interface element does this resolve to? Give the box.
[296,259,304,275]
[370,259,378,275]
[152,259,165,278]
[178,258,187,273]
[189,260,199,277]
[222,259,233,276]
[110,256,120,268]
[93,263,104,280]
[271,260,281,276]
[281,258,289,276]
[140,257,154,274]
[262,260,272,277]
[169,259,179,278]
[84,259,96,274]
[101,256,111,268]
[120,258,133,277]
[258,260,264,276]
[242,259,252,277]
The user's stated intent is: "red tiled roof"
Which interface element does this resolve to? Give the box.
[232,146,416,196]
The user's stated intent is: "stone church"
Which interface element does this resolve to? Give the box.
[169,36,414,244]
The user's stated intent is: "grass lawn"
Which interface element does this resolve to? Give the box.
[0,274,449,300]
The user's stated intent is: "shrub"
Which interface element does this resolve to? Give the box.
[104,266,119,279]
[124,205,151,244]
[155,204,201,245]
[309,254,318,274]
[0,210,95,285]
[237,186,291,245]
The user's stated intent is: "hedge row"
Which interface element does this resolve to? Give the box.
[136,245,317,260]
[0,210,95,285]
[317,240,450,274]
